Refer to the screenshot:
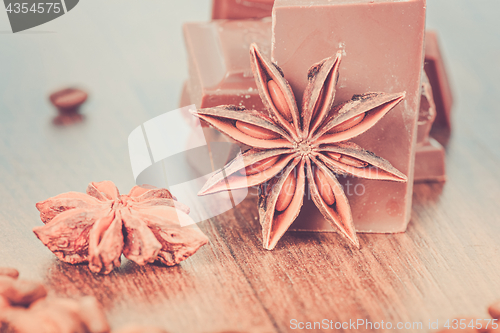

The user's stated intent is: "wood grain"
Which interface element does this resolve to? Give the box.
[1,1,500,332]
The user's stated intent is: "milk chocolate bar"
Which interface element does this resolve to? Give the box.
[183,19,271,112]
[414,72,446,182]
[212,0,274,20]
[272,0,426,233]
[414,139,446,183]
[425,30,453,133]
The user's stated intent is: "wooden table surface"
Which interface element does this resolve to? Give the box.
[1,1,500,332]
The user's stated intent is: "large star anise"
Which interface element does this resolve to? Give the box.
[33,181,208,274]
[192,44,408,250]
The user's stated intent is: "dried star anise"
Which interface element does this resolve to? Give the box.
[192,44,408,250]
[33,181,208,274]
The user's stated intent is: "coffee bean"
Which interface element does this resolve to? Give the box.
[50,88,88,111]
[49,88,88,125]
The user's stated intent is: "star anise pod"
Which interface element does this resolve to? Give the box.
[192,44,408,250]
[33,181,208,274]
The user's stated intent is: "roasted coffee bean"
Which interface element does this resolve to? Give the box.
[49,88,87,125]
[50,88,88,111]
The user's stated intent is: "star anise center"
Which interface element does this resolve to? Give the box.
[110,197,129,210]
[296,140,313,157]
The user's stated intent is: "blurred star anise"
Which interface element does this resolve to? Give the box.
[33,181,208,274]
[193,44,407,250]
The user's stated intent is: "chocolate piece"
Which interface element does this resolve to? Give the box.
[414,139,446,183]
[273,0,426,233]
[417,73,436,145]
[180,81,199,128]
[212,0,274,20]
[414,72,446,183]
[179,81,191,109]
[183,19,271,111]
[425,30,453,134]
